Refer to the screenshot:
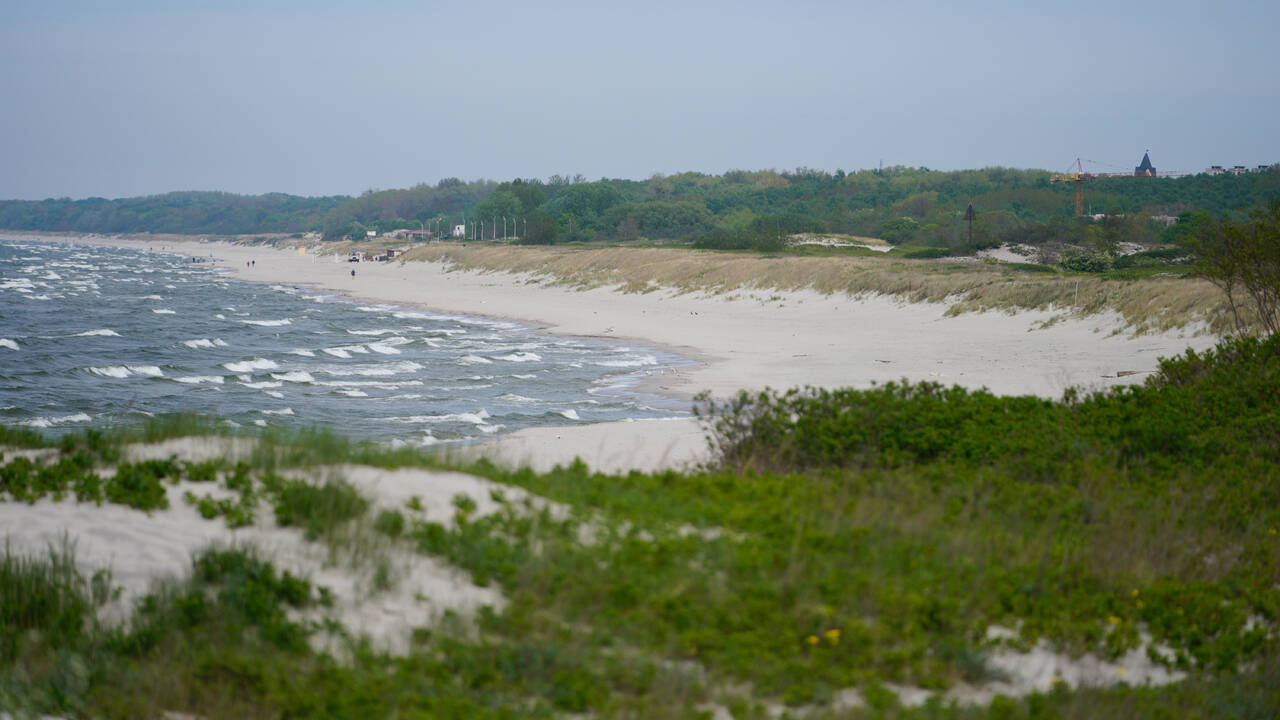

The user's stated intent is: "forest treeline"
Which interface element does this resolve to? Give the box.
[0,191,348,236]
[3,166,1277,252]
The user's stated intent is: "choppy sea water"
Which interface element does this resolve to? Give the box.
[0,237,688,446]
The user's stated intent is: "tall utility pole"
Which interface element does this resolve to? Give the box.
[964,204,976,244]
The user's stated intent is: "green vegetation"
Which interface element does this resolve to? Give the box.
[1180,198,1280,335]
[0,455,182,511]
[0,191,345,235]
[2,335,1278,716]
[5,166,1277,260]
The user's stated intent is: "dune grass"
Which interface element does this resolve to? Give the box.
[397,243,1238,334]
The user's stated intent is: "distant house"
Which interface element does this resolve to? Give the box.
[1206,165,1225,176]
[405,230,433,241]
[452,224,466,238]
[366,230,377,238]
[1134,152,1157,177]
[1231,165,1248,175]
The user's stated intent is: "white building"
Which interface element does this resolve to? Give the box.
[452,224,466,238]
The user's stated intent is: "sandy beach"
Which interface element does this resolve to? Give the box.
[13,233,1216,473]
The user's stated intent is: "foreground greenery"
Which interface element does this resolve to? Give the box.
[2,335,1278,718]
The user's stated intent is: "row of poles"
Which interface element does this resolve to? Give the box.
[416,216,526,241]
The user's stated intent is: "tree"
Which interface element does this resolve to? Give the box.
[521,210,559,245]
[473,191,523,233]
[1184,199,1280,336]
[877,217,919,245]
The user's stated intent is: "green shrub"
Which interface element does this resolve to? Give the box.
[271,477,369,540]
[374,509,406,538]
[1061,252,1114,273]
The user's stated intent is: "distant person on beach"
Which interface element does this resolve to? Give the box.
[351,269,356,277]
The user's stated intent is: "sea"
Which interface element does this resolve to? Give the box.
[0,236,688,447]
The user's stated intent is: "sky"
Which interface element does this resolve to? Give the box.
[1,0,1277,200]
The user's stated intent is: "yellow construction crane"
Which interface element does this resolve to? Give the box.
[1050,158,1121,216]
[1050,154,1183,216]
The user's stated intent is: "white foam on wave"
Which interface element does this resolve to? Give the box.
[594,355,659,368]
[497,393,540,404]
[241,318,292,327]
[182,338,229,349]
[74,329,119,337]
[318,361,423,378]
[314,379,421,389]
[366,343,401,355]
[458,354,493,365]
[152,308,177,315]
[261,408,294,416]
[241,381,284,389]
[87,366,132,379]
[285,349,316,357]
[494,352,541,363]
[264,390,285,399]
[174,375,224,384]
[322,348,352,359]
[142,294,163,300]
[390,411,490,425]
[337,389,369,397]
[347,328,397,336]
[223,358,279,373]
[20,412,92,428]
[0,339,18,351]
[127,365,164,378]
[511,373,536,379]
[272,370,316,383]
[559,409,582,421]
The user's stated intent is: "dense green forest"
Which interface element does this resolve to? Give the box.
[325,166,1280,249]
[0,191,348,236]
[3,166,1277,252]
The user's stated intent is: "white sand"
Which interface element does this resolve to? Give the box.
[0,441,517,655]
[8,233,1215,474]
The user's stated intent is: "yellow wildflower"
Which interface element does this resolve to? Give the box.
[1131,588,1140,598]
[1116,667,1127,676]
[1107,615,1121,625]
[824,628,841,645]
[806,635,819,646]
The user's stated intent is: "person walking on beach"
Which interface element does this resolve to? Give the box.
[351,268,356,277]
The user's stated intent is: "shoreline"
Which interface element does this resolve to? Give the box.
[4,232,1219,473]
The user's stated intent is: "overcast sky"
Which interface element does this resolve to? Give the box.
[2,0,1277,200]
